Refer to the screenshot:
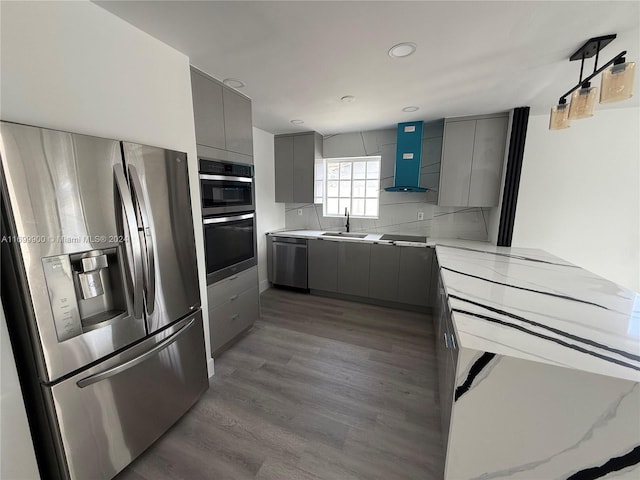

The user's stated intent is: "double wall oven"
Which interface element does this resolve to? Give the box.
[200,158,257,284]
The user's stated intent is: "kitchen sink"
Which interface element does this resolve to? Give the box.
[321,232,368,239]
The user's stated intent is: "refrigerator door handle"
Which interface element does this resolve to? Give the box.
[114,164,144,319]
[76,318,196,388]
[128,165,156,314]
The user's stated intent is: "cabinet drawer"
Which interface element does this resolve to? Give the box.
[210,286,259,353]
[208,266,258,307]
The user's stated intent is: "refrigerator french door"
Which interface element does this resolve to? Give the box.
[0,121,208,480]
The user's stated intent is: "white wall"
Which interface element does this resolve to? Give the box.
[253,127,286,292]
[1,1,211,475]
[512,108,640,291]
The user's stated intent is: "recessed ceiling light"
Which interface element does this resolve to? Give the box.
[223,78,245,88]
[341,95,356,103]
[290,119,304,125]
[402,106,419,112]
[388,42,417,58]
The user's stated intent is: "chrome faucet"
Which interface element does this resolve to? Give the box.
[345,207,350,232]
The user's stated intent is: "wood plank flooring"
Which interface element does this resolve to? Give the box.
[115,288,444,480]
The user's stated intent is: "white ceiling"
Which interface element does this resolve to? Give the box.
[94,1,640,135]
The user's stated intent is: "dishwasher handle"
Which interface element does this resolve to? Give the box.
[271,236,308,245]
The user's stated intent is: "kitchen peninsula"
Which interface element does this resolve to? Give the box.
[435,243,639,479]
[267,230,640,479]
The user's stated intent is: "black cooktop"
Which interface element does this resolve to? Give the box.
[379,234,427,243]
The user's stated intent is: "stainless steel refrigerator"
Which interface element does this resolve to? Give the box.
[0,121,208,480]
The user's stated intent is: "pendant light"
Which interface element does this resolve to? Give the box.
[568,82,598,119]
[549,34,635,131]
[549,99,570,130]
[600,58,636,103]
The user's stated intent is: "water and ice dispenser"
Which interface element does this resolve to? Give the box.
[42,247,128,342]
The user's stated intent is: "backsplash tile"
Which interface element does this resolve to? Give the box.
[285,121,490,241]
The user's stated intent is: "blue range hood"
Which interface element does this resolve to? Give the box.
[385,120,426,192]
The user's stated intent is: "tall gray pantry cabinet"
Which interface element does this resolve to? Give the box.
[190,66,260,357]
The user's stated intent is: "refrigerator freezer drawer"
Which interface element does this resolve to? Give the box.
[48,311,208,480]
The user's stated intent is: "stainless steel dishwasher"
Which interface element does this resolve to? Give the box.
[271,236,308,289]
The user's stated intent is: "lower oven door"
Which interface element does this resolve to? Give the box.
[47,311,208,480]
[204,212,257,284]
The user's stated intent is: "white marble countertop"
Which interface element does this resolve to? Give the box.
[436,243,640,383]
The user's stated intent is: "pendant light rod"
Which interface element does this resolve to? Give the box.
[559,50,627,102]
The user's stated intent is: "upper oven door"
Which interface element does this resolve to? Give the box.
[200,174,254,215]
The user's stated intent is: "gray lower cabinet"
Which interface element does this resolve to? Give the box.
[434,272,459,455]
[266,236,274,283]
[337,242,371,297]
[208,266,259,356]
[274,131,322,203]
[368,243,400,302]
[223,88,253,156]
[398,246,433,306]
[296,237,435,308]
[308,239,338,292]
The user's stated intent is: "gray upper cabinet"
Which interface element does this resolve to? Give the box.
[398,247,433,307]
[223,88,253,156]
[337,242,371,297]
[274,131,322,203]
[468,116,509,206]
[190,66,253,162]
[191,69,226,150]
[293,134,316,203]
[308,239,338,292]
[438,113,509,207]
[368,243,400,302]
[274,136,294,203]
[438,120,475,207]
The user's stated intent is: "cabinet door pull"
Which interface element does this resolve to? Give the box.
[449,333,457,350]
[230,294,239,301]
[228,275,238,281]
[443,333,450,349]
[231,314,239,320]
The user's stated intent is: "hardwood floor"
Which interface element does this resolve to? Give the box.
[115,288,444,480]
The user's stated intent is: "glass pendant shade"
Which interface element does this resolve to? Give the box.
[549,103,570,130]
[600,61,636,103]
[568,86,598,119]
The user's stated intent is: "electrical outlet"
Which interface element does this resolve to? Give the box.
[297,209,303,216]
[418,211,424,221]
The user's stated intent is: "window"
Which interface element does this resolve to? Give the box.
[320,156,381,218]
